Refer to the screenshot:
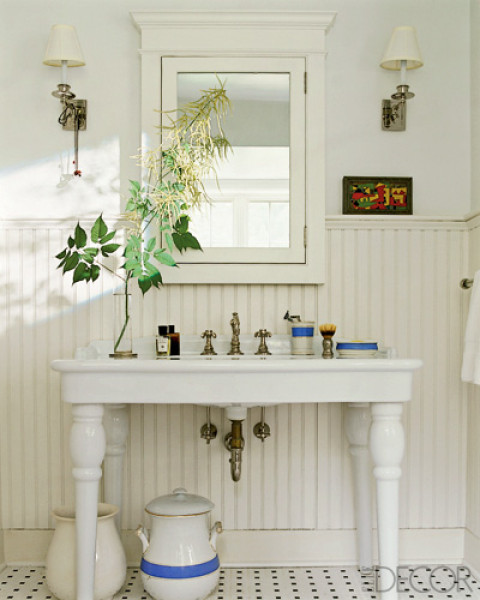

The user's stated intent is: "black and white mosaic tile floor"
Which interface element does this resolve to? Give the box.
[1,565,480,599]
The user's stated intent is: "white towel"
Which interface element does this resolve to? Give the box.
[462,271,480,383]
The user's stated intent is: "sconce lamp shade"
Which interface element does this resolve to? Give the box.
[380,26,423,70]
[43,24,85,67]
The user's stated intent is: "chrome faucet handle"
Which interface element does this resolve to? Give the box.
[254,329,272,355]
[201,330,217,355]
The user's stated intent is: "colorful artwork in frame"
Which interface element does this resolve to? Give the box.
[342,176,412,215]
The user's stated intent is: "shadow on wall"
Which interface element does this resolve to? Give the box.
[0,222,130,530]
[0,135,125,529]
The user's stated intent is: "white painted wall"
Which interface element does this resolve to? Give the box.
[465,0,480,573]
[465,223,480,570]
[466,1,480,568]
[471,0,480,213]
[0,0,471,219]
[325,0,470,216]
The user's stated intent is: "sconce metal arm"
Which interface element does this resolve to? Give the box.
[52,82,87,177]
[382,84,414,131]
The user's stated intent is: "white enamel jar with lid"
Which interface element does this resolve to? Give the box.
[137,488,222,600]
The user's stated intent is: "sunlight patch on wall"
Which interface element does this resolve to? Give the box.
[0,137,121,220]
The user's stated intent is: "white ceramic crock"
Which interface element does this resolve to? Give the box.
[290,321,315,355]
[137,488,222,600]
[46,503,127,600]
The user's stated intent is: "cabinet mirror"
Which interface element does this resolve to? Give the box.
[162,58,305,265]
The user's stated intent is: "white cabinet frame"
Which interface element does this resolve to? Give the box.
[162,57,305,265]
[131,10,336,284]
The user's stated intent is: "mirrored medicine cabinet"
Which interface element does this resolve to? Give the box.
[131,11,336,284]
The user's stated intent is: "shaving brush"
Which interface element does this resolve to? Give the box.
[319,323,336,358]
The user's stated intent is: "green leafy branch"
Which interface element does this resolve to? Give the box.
[172,215,202,253]
[56,215,121,284]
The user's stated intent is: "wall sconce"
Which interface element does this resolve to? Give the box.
[380,26,423,131]
[43,24,86,176]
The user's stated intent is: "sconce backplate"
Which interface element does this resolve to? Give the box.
[62,99,87,131]
[382,99,406,132]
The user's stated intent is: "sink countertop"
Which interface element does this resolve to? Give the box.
[51,338,422,406]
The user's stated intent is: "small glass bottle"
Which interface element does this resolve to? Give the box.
[156,326,170,358]
[167,325,180,356]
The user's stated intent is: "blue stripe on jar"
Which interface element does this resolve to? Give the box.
[336,342,378,350]
[291,327,314,337]
[140,555,220,579]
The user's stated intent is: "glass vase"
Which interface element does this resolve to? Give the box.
[110,292,137,359]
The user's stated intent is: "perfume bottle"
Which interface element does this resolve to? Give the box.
[156,326,170,358]
[167,325,180,356]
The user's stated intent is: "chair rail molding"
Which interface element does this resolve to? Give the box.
[0,214,470,230]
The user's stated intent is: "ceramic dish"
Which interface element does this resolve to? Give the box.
[336,340,378,359]
[336,341,378,351]
[336,350,378,359]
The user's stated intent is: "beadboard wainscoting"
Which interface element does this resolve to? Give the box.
[0,215,472,565]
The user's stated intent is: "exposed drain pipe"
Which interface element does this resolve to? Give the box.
[224,406,247,482]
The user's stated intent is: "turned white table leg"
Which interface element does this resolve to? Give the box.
[70,404,106,600]
[345,403,373,572]
[103,404,129,531]
[370,402,405,600]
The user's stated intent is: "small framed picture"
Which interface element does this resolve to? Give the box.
[342,176,413,215]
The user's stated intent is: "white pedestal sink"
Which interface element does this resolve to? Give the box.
[51,337,421,600]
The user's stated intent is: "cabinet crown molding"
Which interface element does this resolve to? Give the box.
[131,11,337,32]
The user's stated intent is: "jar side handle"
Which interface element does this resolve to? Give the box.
[136,524,150,554]
[209,521,223,552]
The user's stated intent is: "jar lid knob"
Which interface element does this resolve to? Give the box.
[173,487,187,494]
